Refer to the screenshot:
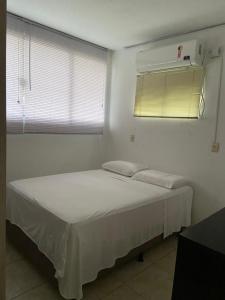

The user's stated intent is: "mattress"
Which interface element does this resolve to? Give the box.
[7,169,193,299]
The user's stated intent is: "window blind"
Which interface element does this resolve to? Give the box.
[6,15,107,134]
[6,17,25,133]
[134,66,204,119]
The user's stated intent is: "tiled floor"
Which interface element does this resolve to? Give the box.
[6,236,177,300]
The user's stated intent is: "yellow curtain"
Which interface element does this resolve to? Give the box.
[134,66,204,118]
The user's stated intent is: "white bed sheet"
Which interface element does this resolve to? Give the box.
[7,170,193,299]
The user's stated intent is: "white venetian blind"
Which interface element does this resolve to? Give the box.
[6,14,107,134]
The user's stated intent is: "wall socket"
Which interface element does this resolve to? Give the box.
[209,47,222,58]
[211,143,220,153]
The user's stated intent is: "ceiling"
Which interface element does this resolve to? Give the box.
[7,0,225,49]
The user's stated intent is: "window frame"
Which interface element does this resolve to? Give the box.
[134,66,205,120]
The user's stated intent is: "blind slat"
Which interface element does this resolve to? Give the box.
[6,15,107,134]
[134,67,203,118]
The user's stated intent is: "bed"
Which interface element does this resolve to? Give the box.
[7,169,193,300]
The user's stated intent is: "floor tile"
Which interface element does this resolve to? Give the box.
[126,264,173,300]
[103,285,144,300]
[144,281,173,300]
[6,239,23,265]
[83,291,101,300]
[113,236,177,283]
[11,283,64,300]
[12,281,100,300]
[82,282,103,300]
[6,259,45,300]
[143,236,177,265]
[154,250,177,280]
[84,271,123,299]
[113,260,149,283]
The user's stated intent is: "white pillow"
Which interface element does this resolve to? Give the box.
[132,169,189,189]
[102,161,148,177]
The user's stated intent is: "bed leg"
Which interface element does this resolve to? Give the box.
[137,253,144,262]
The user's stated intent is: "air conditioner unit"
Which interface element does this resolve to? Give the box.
[136,40,204,73]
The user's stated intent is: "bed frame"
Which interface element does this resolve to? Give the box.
[6,220,166,287]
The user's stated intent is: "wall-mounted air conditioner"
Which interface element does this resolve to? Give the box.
[136,39,204,73]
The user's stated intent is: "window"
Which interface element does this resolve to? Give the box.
[134,66,204,119]
[7,15,108,134]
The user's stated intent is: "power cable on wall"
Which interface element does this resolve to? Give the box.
[213,52,223,145]
[206,47,224,152]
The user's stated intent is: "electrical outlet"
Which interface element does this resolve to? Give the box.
[211,143,220,153]
[130,134,135,142]
[209,47,222,58]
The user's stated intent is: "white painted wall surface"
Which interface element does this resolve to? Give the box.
[105,25,225,223]
[7,134,105,181]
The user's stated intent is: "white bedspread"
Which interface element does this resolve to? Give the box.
[7,170,193,299]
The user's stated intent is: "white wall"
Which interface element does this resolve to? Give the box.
[7,134,105,181]
[105,25,225,223]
